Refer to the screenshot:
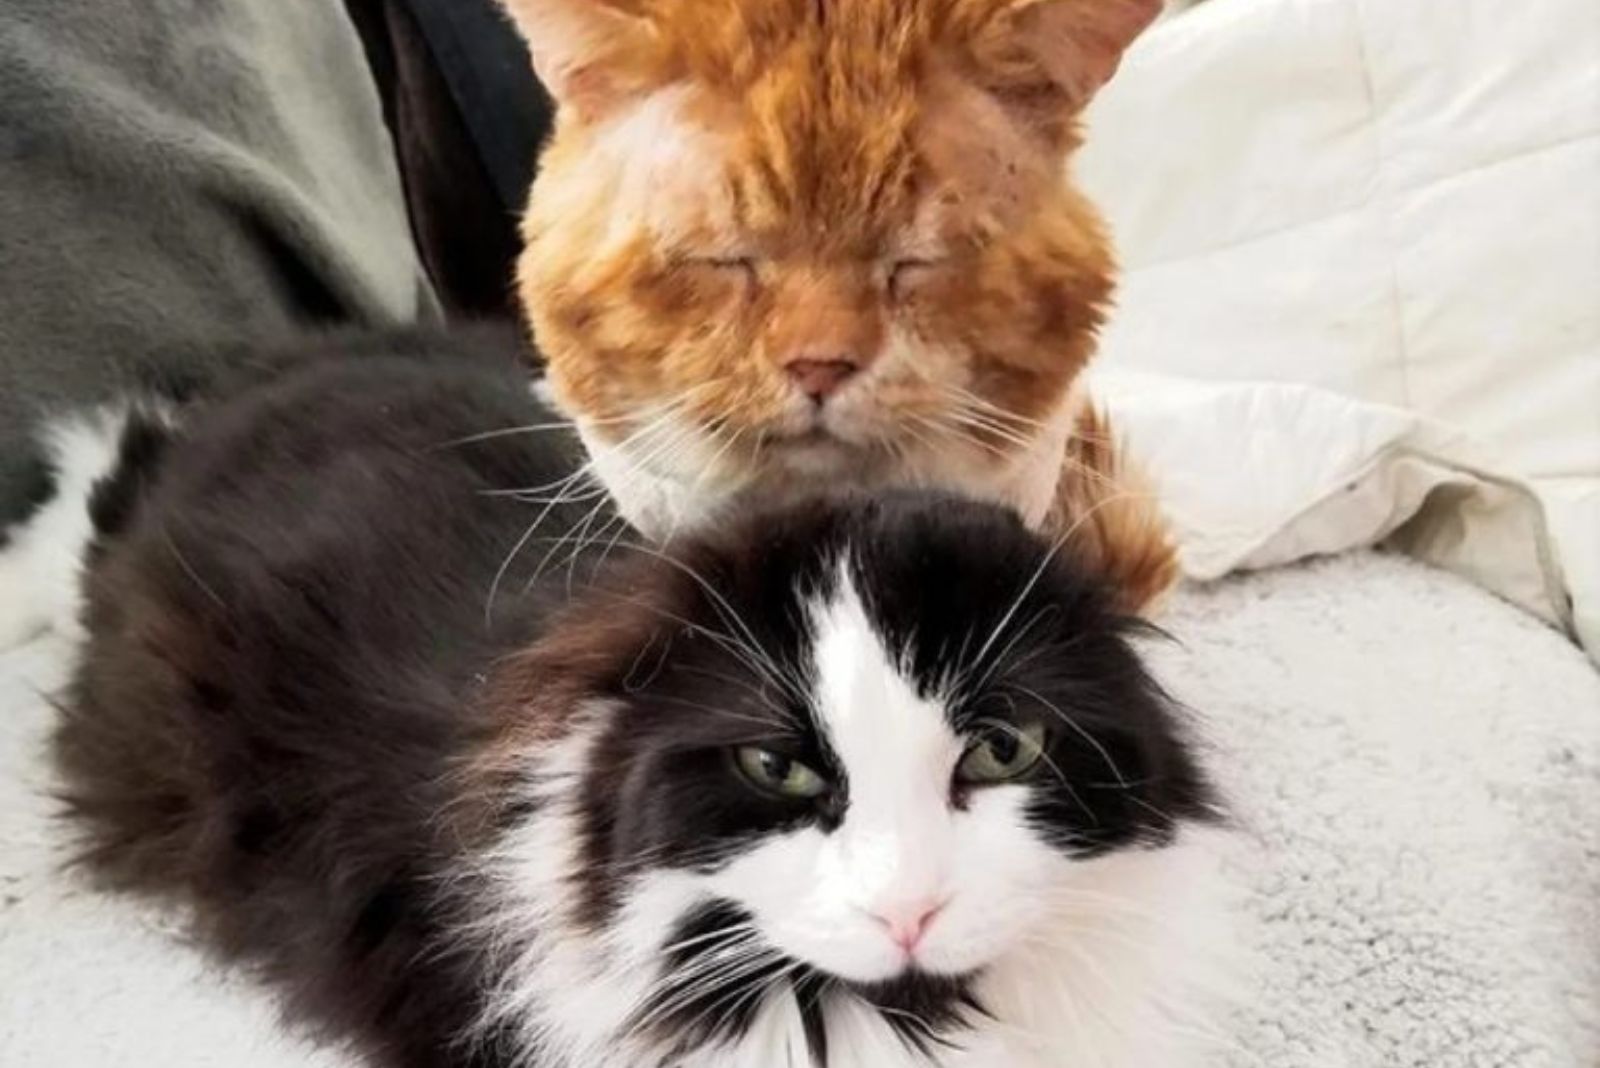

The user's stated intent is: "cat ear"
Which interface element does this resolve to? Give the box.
[982,0,1161,115]
[498,0,654,117]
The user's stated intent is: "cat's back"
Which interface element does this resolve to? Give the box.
[55,328,593,903]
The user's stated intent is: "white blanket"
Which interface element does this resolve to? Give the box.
[5,551,1596,1066]
[1079,0,1600,660]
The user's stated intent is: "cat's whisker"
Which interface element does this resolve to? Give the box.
[905,411,991,472]
[584,512,635,585]
[562,505,628,595]
[503,414,703,595]
[941,383,1054,432]
[628,940,781,1035]
[589,580,808,717]
[921,413,1014,460]
[696,960,804,1042]
[1001,681,1130,788]
[949,604,1061,702]
[619,543,811,707]
[675,665,802,726]
[656,922,761,958]
[480,463,598,501]
[892,415,945,466]
[428,419,580,451]
[963,528,1073,679]
[524,490,615,590]
[970,715,1096,821]
[943,404,1038,450]
[696,422,746,488]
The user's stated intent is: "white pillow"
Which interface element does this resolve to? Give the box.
[1095,370,1570,636]
[1078,0,1600,658]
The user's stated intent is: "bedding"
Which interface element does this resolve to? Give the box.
[5,551,1597,1065]
[1079,0,1600,660]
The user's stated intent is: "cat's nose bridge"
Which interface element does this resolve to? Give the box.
[837,799,951,905]
[763,268,884,388]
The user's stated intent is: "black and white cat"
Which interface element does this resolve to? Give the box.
[41,328,1224,1067]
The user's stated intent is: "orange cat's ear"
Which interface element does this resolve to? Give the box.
[498,0,655,118]
[970,0,1161,118]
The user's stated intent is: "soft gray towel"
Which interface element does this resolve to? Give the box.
[0,0,436,524]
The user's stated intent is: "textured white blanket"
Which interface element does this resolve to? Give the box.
[3,550,1595,1065]
[1160,553,1600,1066]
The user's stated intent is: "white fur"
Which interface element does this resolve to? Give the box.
[0,406,151,651]
[575,413,739,539]
[527,84,734,266]
[574,364,1078,544]
[474,557,1228,1067]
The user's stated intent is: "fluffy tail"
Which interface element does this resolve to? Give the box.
[0,405,174,651]
[1045,398,1180,617]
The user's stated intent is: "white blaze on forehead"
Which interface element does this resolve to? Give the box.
[585,86,735,253]
[808,560,964,900]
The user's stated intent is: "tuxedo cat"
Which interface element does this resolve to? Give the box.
[51,329,1224,1067]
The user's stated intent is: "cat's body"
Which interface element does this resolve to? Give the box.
[502,0,1179,612]
[51,330,1224,1068]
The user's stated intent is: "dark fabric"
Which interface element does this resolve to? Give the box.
[0,0,438,527]
[346,0,551,321]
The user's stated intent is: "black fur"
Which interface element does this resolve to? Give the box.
[57,329,588,1068]
[55,329,1215,1067]
[0,450,58,550]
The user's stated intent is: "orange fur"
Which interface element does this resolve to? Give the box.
[1046,398,1179,615]
[503,0,1173,605]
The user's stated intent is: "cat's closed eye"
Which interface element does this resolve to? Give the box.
[887,257,943,300]
[690,255,760,288]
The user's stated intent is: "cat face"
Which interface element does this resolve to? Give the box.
[503,0,1161,514]
[476,495,1214,1063]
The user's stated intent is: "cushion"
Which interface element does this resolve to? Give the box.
[1077,0,1600,659]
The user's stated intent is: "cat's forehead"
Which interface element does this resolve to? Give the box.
[806,563,967,786]
[607,3,1053,255]
[670,497,1098,704]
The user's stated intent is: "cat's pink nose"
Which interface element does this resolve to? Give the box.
[784,356,860,403]
[872,899,946,954]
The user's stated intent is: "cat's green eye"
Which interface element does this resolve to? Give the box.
[733,746,829,800]
[956,721,1048,785]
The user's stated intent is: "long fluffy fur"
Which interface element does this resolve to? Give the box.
[52,333,1223,1067]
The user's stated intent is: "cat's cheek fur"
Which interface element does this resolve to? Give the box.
[473,709,660,1061]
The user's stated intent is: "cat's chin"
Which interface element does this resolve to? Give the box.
[763,431,881,478]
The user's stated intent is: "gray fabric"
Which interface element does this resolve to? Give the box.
[0,0,438,523]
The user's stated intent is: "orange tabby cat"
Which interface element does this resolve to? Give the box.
[501,0,1176,611]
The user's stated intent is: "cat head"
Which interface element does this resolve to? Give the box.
[473,492,1215,1062]
[501,0,1161,516]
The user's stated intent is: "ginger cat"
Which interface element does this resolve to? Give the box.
[500,0,1176,612]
